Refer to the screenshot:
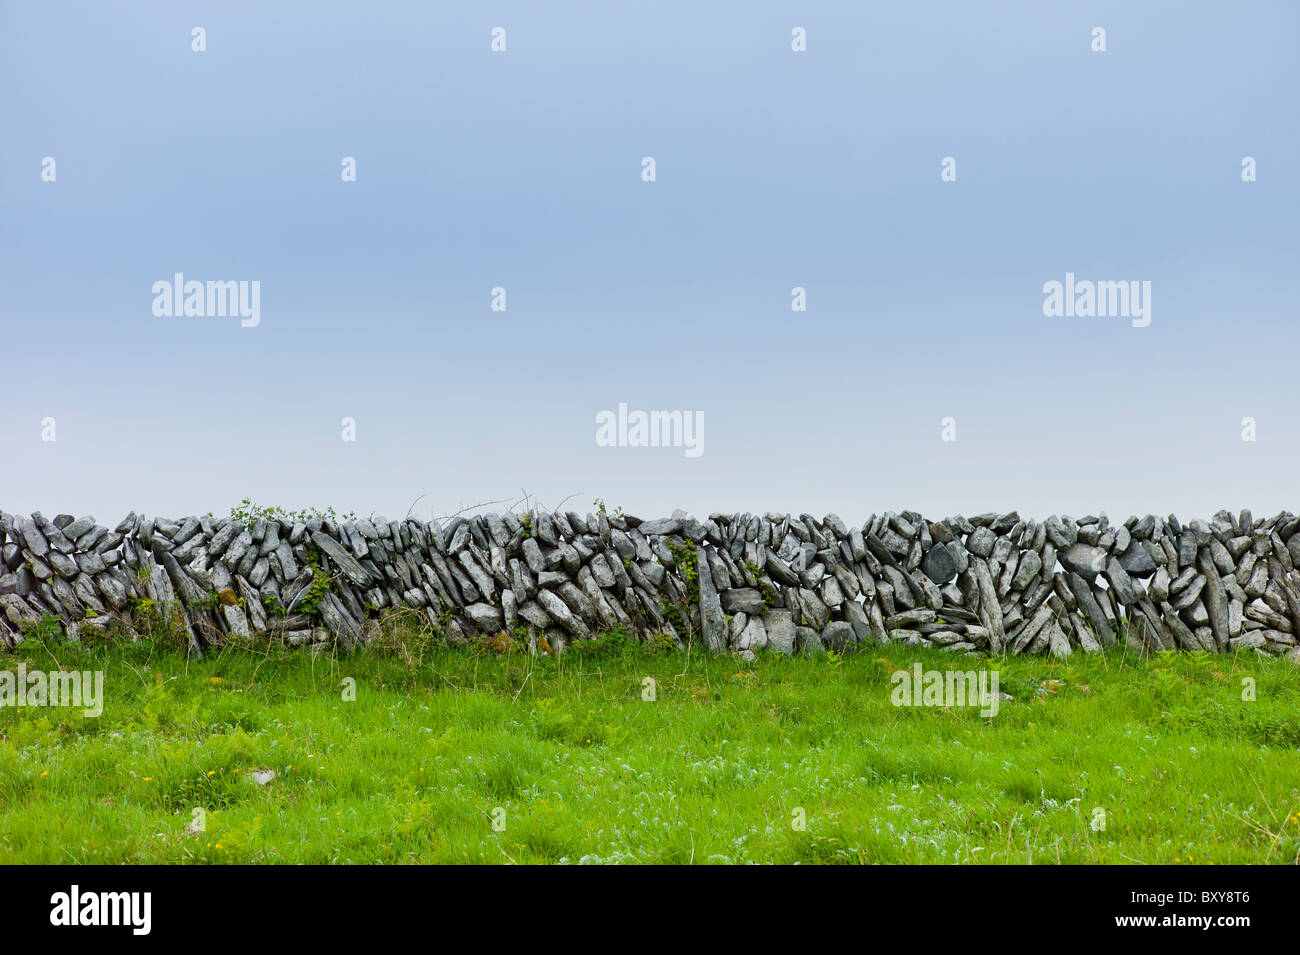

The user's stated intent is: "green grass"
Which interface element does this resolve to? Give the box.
[1,625,1298,864]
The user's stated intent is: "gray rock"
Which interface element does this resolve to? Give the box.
[222,603,250,639]
[720,587,766,614]
[764,552,800,587]
[842,600,871,644]
[1058,543,1108,579]
[310,531,373,587]
[920,544,958,584]
[1068,573,1115,647]
[1229,632,1267,651]
[795,626,824,657]
[521,537,545,575]
[1104,558,1138,605]
[517,600,553,630]
[764,609,796,655]
[18,518,49,557]
[537,588,589,638]
[696,545,727,652]
[885,608,936,629]
[1196,551,1230,650]
[821,620,855,652]
[797,588,830,631]
[736,616,767,652]
[1116,539,1158,577]
[46,551,80,579]
[464,602,504,632]
[972,560,1005,652]
[637,518,682,536]
[966,526,996,558]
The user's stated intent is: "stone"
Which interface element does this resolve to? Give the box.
[47,551,80,579]
[1010,549,1042,591]
[1104,558,1138,606]
[920,544,958,584]
[720,587,766,615]
[1068,573,1115,647]
[18,518,49,557]
[1047,622,1072,658]
[966,526,996,558]
[972,560,1005,652]
[821,620,855,652]
[885,608,936,629]
[637,518,682,536]
[222,603,250,639]
[1197,551,1230,651]
[589,553,616,588]
[796,626,825,657]
[517,600,553,630]
[465,602,504,631]
[2,505,1295,661]
[736,616,768,652]
[797,588,830,631]
[1229,632,1267,651]
[536,590,591,639]
[310,531,373,587]
[1058,543,1108,579]
[1115,539,1158,577]
[520,537,545,574]
[844,600,871,644]
[696,545,727,652]
[764,609,796,655]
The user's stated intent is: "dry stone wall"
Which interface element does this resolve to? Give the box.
[3,507,1300,661]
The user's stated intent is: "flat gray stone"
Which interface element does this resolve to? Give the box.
[637,518,682,536]
[1058,543,1109,579]
[821,620,855,652]
[310,531,373,587]
[720,587,766,614]
[696,545,727,652]
[764,609,795,655]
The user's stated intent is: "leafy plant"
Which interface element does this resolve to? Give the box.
[593,498,624,520]
[226,499,358,525]
[290,547,331,616]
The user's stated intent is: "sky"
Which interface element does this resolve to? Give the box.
[2,1,1297,527]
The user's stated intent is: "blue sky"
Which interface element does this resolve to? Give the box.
[3,1,1297,525]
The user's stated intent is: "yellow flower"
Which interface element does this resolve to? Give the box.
[40,771,48,778]
[143,776,153,782]
[207,771,216,776]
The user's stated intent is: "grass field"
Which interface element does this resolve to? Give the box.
[2,625,1298,864]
